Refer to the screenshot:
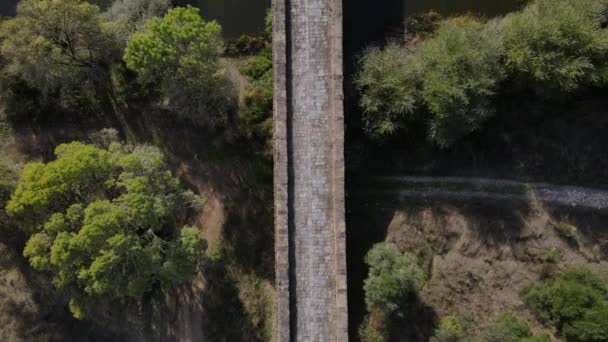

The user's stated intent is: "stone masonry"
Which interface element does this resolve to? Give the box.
[273,0,348,340]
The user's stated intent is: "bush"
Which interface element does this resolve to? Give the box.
[359,309,390,342]
[482,313,534,342]
[356,0,608,147]
[523,268,608,341]
[363,242,426,315]
[6,142,206,319]
[239,47,273,158]
[357,17,505,147]
[554,220,578,239]
[430,314,474,342]
[417,18,505,147]
[501,0,608,91]
[356,43,422,139]
[404,10,443,41]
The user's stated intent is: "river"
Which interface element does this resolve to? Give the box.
[191,0,523,39]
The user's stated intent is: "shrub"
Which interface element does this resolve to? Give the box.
[482,313,533,342]
[356,43,422,139]
[363,242,426,315]
[357,17,505,147]
[417,18,505,147]
[7,142,206,318]
[430,314,474,342]
[501,0,608,91]
[356,0,608,147]
[523,268,608,341]
[554,221,577,239]
[404,10,443,40]
[359,309,390,342]
[239,47,273,159]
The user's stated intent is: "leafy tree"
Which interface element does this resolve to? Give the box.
[501,0,608,91]
[523,267,608,341]
[356,43,422,139]
[7,142,206,319]
[0,0,118,110]
[417,18,504,147]
[357,17,504,147]
[363,242,425,315]
[124,6,235,125]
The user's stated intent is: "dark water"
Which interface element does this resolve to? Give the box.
[0,0,18,16]
[184,0,271,38]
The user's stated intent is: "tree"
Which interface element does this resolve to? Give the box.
[356,17,505,147]
[124,6,235,125]
[0,0,119,110]
[523,268,608,341]
[363,242,425,315]
[501,0,608,91]
[7,141,206,319]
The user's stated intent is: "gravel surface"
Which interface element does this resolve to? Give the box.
[375,176,608,210]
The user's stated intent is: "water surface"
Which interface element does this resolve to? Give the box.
[186,0,271,38]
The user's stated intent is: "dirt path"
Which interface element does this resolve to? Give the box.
[368,176,608,210]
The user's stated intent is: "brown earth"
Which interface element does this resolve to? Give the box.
[348,192,608,341]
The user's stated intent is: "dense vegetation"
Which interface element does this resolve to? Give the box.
[7,142,206,319]
[124,6,235,124]
[238,9,273,159]
[523,268,608,341]
[0,0,274,339]
[356,0,608,148]
[359,242,426,341]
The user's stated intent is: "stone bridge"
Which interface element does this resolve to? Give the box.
[273,0,348,340]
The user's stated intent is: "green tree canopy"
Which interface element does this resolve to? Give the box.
[124,6,235,125]
[363,242,426,315]
[0,0,118,107]
[523,268,608,341]
[502,0,608,91]
[355,0,608,147]
[357,17,504,147]
[7,141,206,319]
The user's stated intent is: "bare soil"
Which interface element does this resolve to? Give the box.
[348,190,608,341]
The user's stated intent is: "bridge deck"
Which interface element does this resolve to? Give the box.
[273,0,348,340]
